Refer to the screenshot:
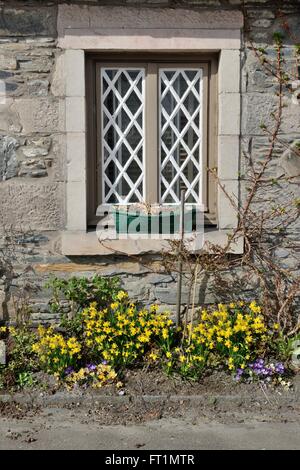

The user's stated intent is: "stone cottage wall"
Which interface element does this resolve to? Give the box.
[0,0,299,323]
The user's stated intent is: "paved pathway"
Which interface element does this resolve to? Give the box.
[1,409,299,450]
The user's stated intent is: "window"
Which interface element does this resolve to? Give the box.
[86,54,218,226]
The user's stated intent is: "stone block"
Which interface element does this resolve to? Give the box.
[51,54,65,97]
[13,98,65,134]
[19,159,48,178]
[57,4,90,35]
[219,49,240,94]
[17,57,52,73]
[243,50,275,93]
[0,54,17,70]
[21,137,51,159]
[65,50,85,97]
[67,132,86,182]
[66,181,87,231]
[0,135,19,180]
[218,180,239,230]
[252,19,272,28]
[0,181,65,230]
[0,71,14,79]
[50,133,65,182]
[28,80,49,97]
[281,102,300,134]
[0,7,57,38]
[66,97,86,133]
[218,135,240,179]
[88,6,244,30]
[219,93,240,135]
[145,273,175,285]
[242,93,277,135]
[0,100,22,133]
[154,283,218,306]
[123,279,149,299]
[277,140,300,183]
[4,82,22,97]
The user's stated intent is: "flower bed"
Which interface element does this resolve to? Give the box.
[0,288,295,392]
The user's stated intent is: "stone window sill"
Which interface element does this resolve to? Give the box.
[61,229,243,256]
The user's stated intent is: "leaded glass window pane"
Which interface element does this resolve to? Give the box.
[101,68,145,204]
[159,68,203,205]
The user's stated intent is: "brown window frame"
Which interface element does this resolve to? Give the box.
[86,52,218,226]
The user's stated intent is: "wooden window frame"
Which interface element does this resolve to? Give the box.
[86,52,218,226]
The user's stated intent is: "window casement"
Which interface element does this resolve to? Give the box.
[86,53,218,227]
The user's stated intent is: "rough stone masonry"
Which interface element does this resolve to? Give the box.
[0,0,299,323]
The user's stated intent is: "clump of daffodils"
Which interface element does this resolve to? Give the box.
[82,291,175,368]
[32,325,82,375]
[160,301,276,379]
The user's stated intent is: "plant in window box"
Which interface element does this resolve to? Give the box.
[113,203,198,235]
